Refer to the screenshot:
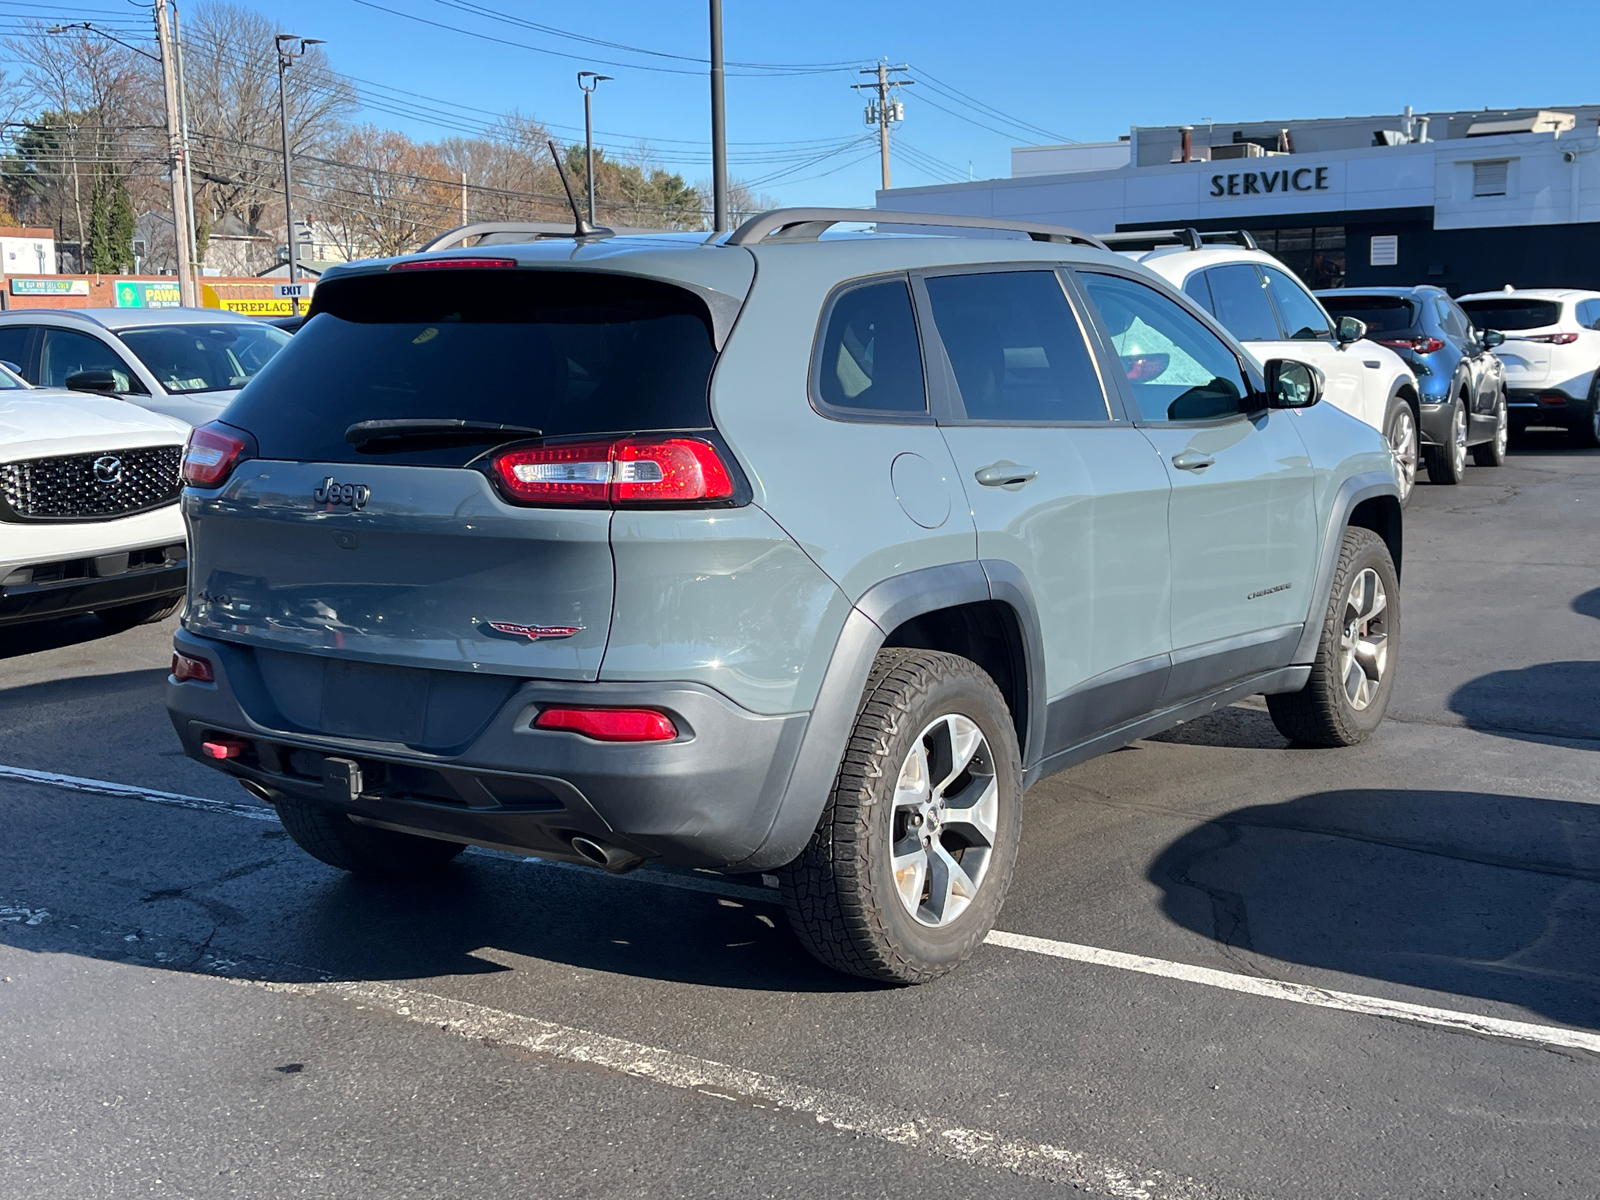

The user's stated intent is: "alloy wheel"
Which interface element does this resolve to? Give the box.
[1495,395,1509,458]
[1451,403,1468,476]
[889,713,999,928]
[1388,405,1418,499]
[1339,567,1389,711]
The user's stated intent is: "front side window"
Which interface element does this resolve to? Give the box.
[1078,271,1250,423]
[923,270,1108,423]
[1262,267,1333,341]
[1182,272,1215,313]
[38,328,146,393]
[1202,264,1282,342]
[119,323,290,394]
[815,278,926,415]
[0,326,32,378]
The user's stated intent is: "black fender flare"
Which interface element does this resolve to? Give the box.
[1290,470,1403,665]
[729,559,1045,872]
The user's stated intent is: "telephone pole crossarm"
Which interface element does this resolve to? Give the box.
[851,63,914,192]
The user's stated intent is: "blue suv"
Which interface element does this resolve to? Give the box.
[168,209,1403,983]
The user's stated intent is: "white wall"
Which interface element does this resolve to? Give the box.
[1011,141,1130,177]
[0,235,55,275]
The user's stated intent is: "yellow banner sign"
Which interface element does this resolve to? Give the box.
[220,297,294,316]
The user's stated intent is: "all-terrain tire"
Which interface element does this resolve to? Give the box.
[1423,395,1468,484]
[96,595,182,631]
[1471,388,1508,466]
[273,793,466,876]
[1266,526,1399,748]
[777,648,1023,985]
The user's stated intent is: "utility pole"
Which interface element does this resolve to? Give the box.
[152,0,194,304]
[577,71,611,226]
[172,3,199,288]
[708,0,727,232]
[275,34,323,317]
[460,171,468,226]
[852,62,913,191]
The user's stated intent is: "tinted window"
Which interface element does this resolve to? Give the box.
[924,270,1108,423]
[226,269,719,466]
[1182,272,1215,313]
[1319,295,1417,334]
[1458,298,1562,331]
[1262,267,1333,340]
[119,323,288,394]
[1578,300,1600,330]
[1078,272,1250,423]
[1203,265,1282,342]
[1437,300,1469,340]
[0,326,32,378]
[815,278,926,414]
[39,328,146,393]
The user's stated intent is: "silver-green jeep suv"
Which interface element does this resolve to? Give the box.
[168,208,1403,984]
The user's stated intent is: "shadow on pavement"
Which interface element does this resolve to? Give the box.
[1149,788,1600,1029]
[0,614,124,661]
[1573,588,1600,622]
[1448,661,1600,746]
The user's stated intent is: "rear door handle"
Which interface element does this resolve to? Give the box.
[1171,451,1215,471]
[974,462,1038,488]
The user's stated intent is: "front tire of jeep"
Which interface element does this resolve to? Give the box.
[1266,526,1399,748]
[273,794,466,876]
[777,648,1023,985]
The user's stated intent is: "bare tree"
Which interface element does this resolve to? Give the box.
[319,124,455,257]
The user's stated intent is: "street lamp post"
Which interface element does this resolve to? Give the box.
[709,0,727,232]
[577,72,611,227]
[275,33,323,317]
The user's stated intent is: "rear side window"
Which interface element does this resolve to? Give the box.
[224,269,718,465]
[1261,267,1333,340]
[814,278,926,416]
[1320,295,1417,334]
[1202,265,1281,342]
[923,270,1108,423]
[1182,272,1215,313]
[1458,298,1561,331]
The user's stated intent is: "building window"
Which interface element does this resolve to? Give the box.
[1472,160,1509,198]
[1251,226,1346,290]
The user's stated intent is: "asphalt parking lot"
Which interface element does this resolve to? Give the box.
[2,432,1597,1200]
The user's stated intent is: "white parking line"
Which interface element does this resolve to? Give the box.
[6,763,1599,1057]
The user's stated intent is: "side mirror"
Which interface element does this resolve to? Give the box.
[1335,315,1366,345]
[1264,359,1322,409]
[64,369,122,394]
[1481,328,1505,349]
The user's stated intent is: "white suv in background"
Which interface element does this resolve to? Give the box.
[0,367,189,632]
[1104,230,1421,499]
[1457,288,1600,447]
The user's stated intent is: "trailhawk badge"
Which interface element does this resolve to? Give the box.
[486,621,584,641]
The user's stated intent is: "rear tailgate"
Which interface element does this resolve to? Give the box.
[1460,297,1563,385]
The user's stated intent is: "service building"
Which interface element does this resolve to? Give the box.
[879,107,1600,295]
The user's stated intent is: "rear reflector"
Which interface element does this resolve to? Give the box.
[533,707,678,742]
[492,437,735,507]
[201,738,247,760]
[171,652,214,683]
[389,257,518,271]
[182,421,253,487]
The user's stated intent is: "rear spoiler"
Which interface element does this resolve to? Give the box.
[1097,228,1259,253]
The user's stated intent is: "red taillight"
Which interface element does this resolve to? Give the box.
[491,437,735,507]
[201,738,248,760]
[182,421,251,487]
[1521,332,1580,345]
[1377,337,1445,354]
[533,706,678,742]
[389,257,517,271]
[171,652,213,683]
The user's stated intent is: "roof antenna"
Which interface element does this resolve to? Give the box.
[547,139,609,237]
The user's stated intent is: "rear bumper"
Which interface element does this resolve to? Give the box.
[166,630,809,870]
[0,554,185,627]
[1508,387,1587,424]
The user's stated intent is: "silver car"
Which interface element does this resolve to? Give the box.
[0,306,291,427]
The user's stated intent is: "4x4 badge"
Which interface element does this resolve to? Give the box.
[487,622,583,641]
[313,477,370,509]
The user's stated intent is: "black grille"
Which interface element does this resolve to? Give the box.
[1,445,182,522]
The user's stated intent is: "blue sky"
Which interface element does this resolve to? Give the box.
[239,0,1593,207]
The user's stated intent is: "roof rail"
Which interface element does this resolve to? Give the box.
[725,207,1108,250]
[1096,227,1260,253]
[419,219,664,251]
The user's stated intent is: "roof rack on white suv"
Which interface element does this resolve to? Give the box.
[727,207,1108,248]
[1097,227,1259,252]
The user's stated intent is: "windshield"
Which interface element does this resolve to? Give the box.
[223,268,719,467]
[118,322,290,394]
[1319,295,1418,335]
[1458,298,1562,331]
[0,363,28,389]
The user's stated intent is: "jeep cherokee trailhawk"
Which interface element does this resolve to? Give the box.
[168,209,1403,984]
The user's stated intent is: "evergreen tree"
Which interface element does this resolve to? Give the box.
[109,172,135,272]
[86,168,114,274]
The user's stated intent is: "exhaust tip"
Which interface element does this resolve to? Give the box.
[237,779,273,803]
[570,836,643,874]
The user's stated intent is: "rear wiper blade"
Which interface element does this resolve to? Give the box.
[345,419,543,447]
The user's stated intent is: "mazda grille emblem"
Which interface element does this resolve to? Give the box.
[92,455,123,484]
